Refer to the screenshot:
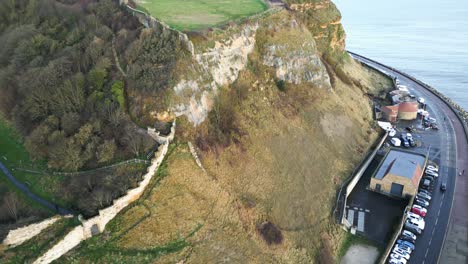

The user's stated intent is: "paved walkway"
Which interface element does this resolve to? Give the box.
[0,162,72,215]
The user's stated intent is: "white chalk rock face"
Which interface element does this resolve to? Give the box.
[263,43,331,89]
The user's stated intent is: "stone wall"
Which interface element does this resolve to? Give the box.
[2,215,69,248]
[33,122,176,264]
[123,4,194,55]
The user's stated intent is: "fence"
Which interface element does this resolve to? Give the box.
[15,158,150,177]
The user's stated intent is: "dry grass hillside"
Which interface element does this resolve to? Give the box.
[62,8,392,263]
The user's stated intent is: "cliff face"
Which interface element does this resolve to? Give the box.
[62,2,393,263]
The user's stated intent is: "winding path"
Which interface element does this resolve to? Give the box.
[0,162,72,215]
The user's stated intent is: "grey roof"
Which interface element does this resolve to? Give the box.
[374,149,426,180]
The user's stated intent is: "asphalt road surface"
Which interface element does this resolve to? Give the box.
[350,52,467,264]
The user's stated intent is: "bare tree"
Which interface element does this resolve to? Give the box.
[4,192,19,221]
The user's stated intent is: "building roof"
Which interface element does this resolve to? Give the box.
[382,105,398,116]
[399,102,418,113]
[374,149,426,185]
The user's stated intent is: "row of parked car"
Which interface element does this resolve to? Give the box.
[388,164,440,264]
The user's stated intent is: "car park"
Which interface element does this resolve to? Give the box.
[405,222,422,235]
[416,192,432,201]
[440,182,447,192]
[396,239,415,250]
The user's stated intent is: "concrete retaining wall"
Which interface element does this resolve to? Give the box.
[33,122,176,264]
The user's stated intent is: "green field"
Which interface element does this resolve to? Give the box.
[135,0,268,31]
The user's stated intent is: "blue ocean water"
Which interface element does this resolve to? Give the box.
[334,0,468,110]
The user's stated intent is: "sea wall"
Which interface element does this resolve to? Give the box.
[32,122,176,264]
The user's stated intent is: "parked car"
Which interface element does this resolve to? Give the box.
[412,205,427,217]
[440,182,447,192]
[391,248,411,260]
[420,179,431,190]
[396,239,415,250]
[391,137,402,147]
[394,243,412,254]
[423,175,435,182]
[402,230,417,241]
[418,189,432,196]
[400,134,410,148]
[418,97,425,104]
[426,165,439,172]
[389,256,408,264]
[407,218,425,230]
[389,128,397,137]
[400,234,416,244]
[405,126,414,132]
[404,222,422,235]
[431,124,439,130]
[425,170,439,178]
[417,192,432,201]
[414,198,429,208]
[407,212,425,221]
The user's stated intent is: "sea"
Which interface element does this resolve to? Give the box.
[333,0,468,110]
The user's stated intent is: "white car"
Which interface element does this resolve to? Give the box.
[390,254,408,264]
[407,212,424,221]
[425,170,439,177]
[426,165,439,172]
[406,133,413,140]
[418,97,425,104]
[389,128,397,137]
[407,218,425,230]
[391,137,401,147]
[402,230,417,241]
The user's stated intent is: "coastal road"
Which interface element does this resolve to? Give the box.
[0,162,72,215]
[350,52,467,264]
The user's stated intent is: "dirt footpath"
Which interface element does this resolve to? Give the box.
[341,244,379,264]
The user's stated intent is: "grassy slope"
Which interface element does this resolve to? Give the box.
[63,15,392,263]
[136,0,267,30]
[0,117,55,213]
